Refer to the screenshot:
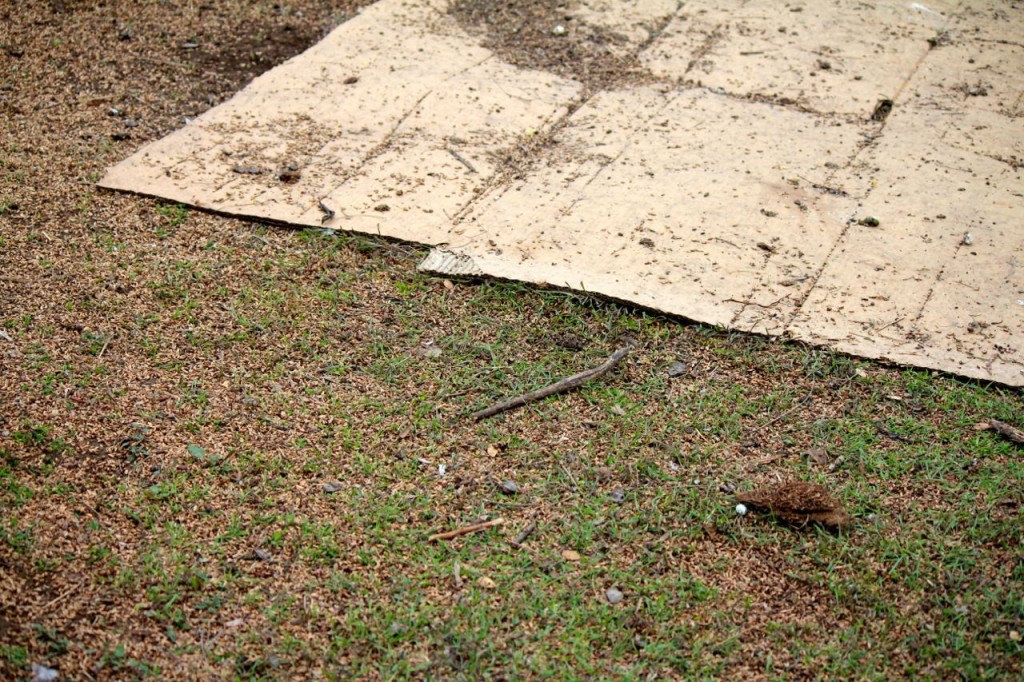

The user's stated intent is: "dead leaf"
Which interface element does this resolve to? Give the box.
[552,332,587,351]
[562,549,581,562]
[476,576,496,589]
[666,360,688,377]
[806,447,830,467]
[414,344,442,359]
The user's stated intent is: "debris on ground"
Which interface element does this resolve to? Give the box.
[806,447,830,467]
[736,480,852,530]
[472,344,632,420]
[666,359,688,377]
[976,419,1024,444]
[428,517,505,542]
[31,664,59,682]
[510,520,536,547]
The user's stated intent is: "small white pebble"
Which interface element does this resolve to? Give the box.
[735,503,748,516]
[32,664,59,682]
[552,24,567,35]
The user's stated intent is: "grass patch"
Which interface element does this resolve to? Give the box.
[2,99,1022,682]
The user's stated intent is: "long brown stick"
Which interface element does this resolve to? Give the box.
[988,419,1024,444]
[472,345,632,420]
[428,517,504,542]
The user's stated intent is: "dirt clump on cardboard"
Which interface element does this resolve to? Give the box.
[449,0,653,92]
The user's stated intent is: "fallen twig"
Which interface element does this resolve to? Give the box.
[873,421,915,444]
[32,581,82,616]
[472,345,632,420]
[95,333,113,360]
[428,517,504,542]
[987,419,1024,445]
[510,520,537,547]
[448,148,477,174]
[318,200,335,224]
[559,462,580,491]
[748,371,861,434]
[749,394,812,432]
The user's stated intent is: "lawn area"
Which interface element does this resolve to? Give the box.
[1,1,1022,680]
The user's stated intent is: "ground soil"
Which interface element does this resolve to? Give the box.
[2,0,376,677]
[1,1,1022,680]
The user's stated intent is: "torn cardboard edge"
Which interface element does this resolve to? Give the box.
[419,247,1022,388]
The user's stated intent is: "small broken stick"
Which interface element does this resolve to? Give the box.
[472,345,632,420]
[510,520,537,547]
[318,200,336,225]
[979,419,1024,445]
[448,148,477,174]
[428,517,504,542]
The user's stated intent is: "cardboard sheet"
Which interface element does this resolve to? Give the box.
[99,0,1024,385]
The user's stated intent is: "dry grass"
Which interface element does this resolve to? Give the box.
[1,1,1022,680]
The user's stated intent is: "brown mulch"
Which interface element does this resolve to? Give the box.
[736,480,852,530]
[1,1,376,678]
